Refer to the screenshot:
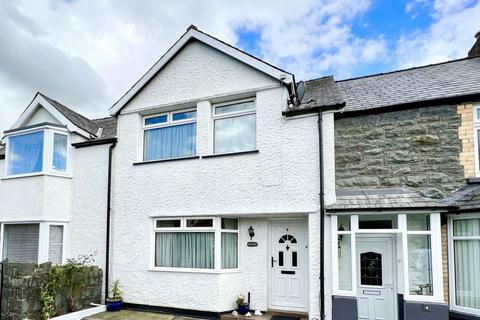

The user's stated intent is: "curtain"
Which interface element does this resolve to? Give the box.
[144,123,196,160]
[52,133,67,171]
[8,131,44,175]
[3,224,40,262]
[214,114,255,154]
[155,232,214,269]
[221,233,238,269]
[48,225,64,264]
[454,219,480,309]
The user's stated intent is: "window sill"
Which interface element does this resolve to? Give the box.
[1,172,72,180]
[148,267,241,274]
[202,149,259,159]
[133,155,200,165]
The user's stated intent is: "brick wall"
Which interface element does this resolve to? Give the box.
[335,105,465,197]
[441,222,449,304]
[457,103,476,178]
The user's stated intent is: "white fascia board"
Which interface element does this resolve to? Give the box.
[10,94,92,139]
[109,28,294,115]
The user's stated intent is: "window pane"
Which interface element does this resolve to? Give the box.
[155,232,214,268]
[214,114,256,154]
[221,218,238,230]
[52,133,67,172]
[292,251,298,267]
[173,111,196,121]
[215,101,254,115]
[144,123,196,160]
[408,234,433,296]
[338,234,352,290]
[407,214,430,231]
[49,225,64,264]
[359,215,397,229]
[186,219,213,228]
[338,215,350,231]
[156,220,181,228]
[3,224,40,262]
[278,251,284,267]
[145,115,167,125]
[454,219,480,236]
[8,131,44,175]
[221,233,238,269]
[454,239,480,309]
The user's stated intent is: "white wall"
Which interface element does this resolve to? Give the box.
[25,106,60,126]
[112,39,336,316]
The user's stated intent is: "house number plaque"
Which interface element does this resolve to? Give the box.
[247,241,258,247]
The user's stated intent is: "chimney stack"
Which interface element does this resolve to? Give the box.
[468,31,480,58]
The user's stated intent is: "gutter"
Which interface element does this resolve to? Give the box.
[72,138,118,149]
[282,102,345,117]
[105,139,117,302]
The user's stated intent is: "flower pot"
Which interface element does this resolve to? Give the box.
[106,299,123,312]
[237,304,249,315]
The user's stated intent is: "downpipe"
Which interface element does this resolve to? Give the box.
[105,140,117,302]
[318,110,326,320]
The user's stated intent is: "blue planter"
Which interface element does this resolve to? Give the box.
[106,300,123,312]
[238,305,249,315]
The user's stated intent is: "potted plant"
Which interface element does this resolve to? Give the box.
[236,294,249,315]
[106,279,124,312]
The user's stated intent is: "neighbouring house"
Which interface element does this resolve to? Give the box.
[321,33,480,320]
[0,93,116,285]
[1,24,480,320]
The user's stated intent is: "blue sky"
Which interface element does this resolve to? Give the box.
[0,0,479,131]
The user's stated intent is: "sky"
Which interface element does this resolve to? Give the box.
[0,0,479,132]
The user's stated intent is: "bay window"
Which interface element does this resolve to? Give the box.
[449,216,480,315]
[6,127,69,177]
[213,99,256,154]
[153,217,239,271]
[143,109,197,161]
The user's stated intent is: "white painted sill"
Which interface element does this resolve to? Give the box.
[148,267,242,274]
[1,172,72,180]
[50,305,106,320]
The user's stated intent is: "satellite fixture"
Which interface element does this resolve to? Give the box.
[295,81,306,106]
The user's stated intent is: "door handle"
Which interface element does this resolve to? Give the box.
[271,257,277,267]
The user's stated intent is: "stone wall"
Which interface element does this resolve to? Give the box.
[0,262,102,320]
[335,105,465,197]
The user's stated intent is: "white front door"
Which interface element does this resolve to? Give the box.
[356,236,396,320]
[270,221,308,312]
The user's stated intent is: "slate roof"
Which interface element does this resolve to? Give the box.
[92,117,117,140]
[442,181,480,211]
[40,93,101,136]
[293,76,344,111]
[328,187,451,211]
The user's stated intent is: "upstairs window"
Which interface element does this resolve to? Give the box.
[6,128,69,177]
[143,109,197,161]
[213,99,256,154]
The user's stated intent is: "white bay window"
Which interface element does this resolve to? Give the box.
[449,215,480,316]
[152,217,239,271]
[6,127,69,177]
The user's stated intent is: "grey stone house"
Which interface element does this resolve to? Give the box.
[310,34,480,320]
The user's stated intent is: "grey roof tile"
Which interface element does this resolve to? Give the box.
[92,117,117,140]
[292,76,344,111]
[442,182,480,211]
[328,187,451,211]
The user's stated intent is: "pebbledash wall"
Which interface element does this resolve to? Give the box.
[110,40,335,319]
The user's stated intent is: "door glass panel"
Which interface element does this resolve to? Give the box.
[292,251,298,267]
[359,215,397,229]
[360,252,383,286]
[337,215,350,231]
[278,251,284,267]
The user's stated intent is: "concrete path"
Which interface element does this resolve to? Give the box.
[83,310,206,320]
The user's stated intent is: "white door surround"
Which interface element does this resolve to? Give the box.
[269,220,308,312]
[356,235,397,320]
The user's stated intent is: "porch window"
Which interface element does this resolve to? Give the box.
[450,217,480,314]
[2,224,40,262]
[213,99,256,154]
[337,216,352,291]
[143,109,197,161]
[153,217,238,271]
[48,225,64,264]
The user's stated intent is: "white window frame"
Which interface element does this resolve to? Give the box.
[211,98,257,155]
[331,213,444,302]
[0,221,68,264]
[142,108,197,161]
[448,214,480,316]
[150,217,240,273]
[473,104,480,177]
[4,125,71,179]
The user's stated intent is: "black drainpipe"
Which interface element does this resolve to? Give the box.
[105,140,117,302]
[317,110,326,320]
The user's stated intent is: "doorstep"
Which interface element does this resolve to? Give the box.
[83,310,206,320]
[220,310,308,320]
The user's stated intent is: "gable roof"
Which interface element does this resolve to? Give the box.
[327,187,452,212]
[109,25,295,115]
[39,93,101,136]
